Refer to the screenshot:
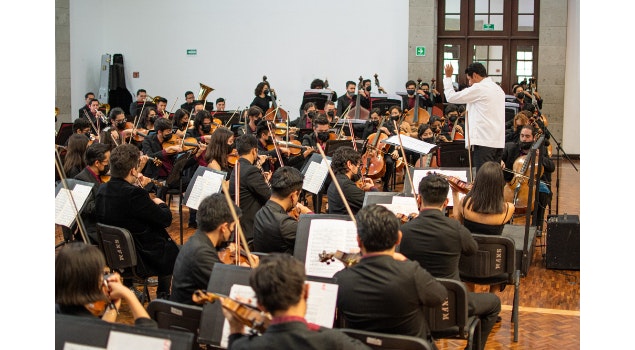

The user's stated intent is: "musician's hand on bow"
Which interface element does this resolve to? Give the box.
[391,150,399,160]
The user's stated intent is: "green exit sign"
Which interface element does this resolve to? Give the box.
[483,23,495,30]
[415,46,426,57]
[186,49,197,55]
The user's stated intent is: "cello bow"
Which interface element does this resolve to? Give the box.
[392,120,415,197]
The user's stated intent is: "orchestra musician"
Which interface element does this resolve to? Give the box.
[100,107,133,150]
[78,92,95,119]
[294,102,318,130]
[63,134,90,179]
[420,82,443,106]
[323,101,338,124]
[310,78,337,101]
[228,134,272,250]
[141,118,183,200]
[187,110,215,144]
[401,80,428,112]
[336,80,357,117]
[154,96,170,121]
[70,117,97,145]
[95,143,180,300]
[215,97,226,112]
[129,89,148,118]
[83,98,106,133]
[250,81,274,116]
[237,106,264,137]
[252,167,313,254]
[361,108,398,192]
[170,193,257,305]
[255,120,286,173]
[172,108,190,138]
[204,126,235,180]
[327,146,377,215]
[180,91,195,111]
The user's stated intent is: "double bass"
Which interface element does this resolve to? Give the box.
[262,75,288,122]
[346,76,370,120]
[360,114,388,180]
[403,78,430,126]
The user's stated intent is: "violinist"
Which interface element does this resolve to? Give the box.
[141,118,182,199]
[100,107,134,149]
[327,146,376,216]
[172,108,190,138]
[271,123,314,171]
[228,134,272,249]
[129,89,148,118]
[95,143,180,300]
[255,121,286,173]
[187,110,215,144]
[501,124,554,230]
[70,117,98,145]
[224,253,370,350]
[428,115,451,143]
[205,127,235,180]
[250,81,274,117]
[170,193,259,305]
[55,242,158,327]
[68,142,111,244]
[253,167,313,254]
[294,102,318,130]
[237,106,264,137]
[361,108,397,192]
[63,134,90,179]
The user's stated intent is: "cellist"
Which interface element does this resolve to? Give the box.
[361,108,398,192]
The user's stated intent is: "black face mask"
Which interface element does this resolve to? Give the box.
[181,121,188,128]
[308,111,317,119]
[406,89,415,95]
[116,121,126,130]
[148,116,156,123]
[520,141,532,150]
[516,92,525,99]
[163,133,173,142]
[371,120,379,127]
[350,167,363,182]
[422,137,435,143]
[327,110,335,117]
[317,131,330,142]
[365,86,372,92]
[264,90,270,96]
[201,125,212,134]
[99,164,110,176]
[449,116,458,123]
[390,116,400,121]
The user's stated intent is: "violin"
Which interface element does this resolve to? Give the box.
[163,136,200,153]
[192,290,271,334]
[228,149,239,167]
[218,242,253,267]
[395,212,419,224]
[318,250,361,267]
[427,171,472,194]
[262,75,288,122]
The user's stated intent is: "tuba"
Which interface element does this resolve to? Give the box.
[198,83,214,101]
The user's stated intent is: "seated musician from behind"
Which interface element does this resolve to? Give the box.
[170,193,258,305]
[253,167,313,254]
[451,161,515,235]
[327,146,376,216]
[223,253,371,350]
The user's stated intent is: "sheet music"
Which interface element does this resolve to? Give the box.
[63,343,103,350]
[55,184,92,227]
[106,330,171,350]
[220,284,259,349]
[411,169,467,206]
[302,161,329,194]
[305,281,339,328]
[305,219,359,278]
[382,134,436,154]
[378,196,419,215]
[185,171,224,210]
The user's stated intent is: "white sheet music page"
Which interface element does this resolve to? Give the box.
[185,171,224,210]
[106,330,171,350]
[302,161,328,194]
[305,219,358,278]
[305,281,339,328]
[383,134,436,154]
[378,196,419,216]
[55,184,92,227]
[220,284,260,349]
[412,169,467,206]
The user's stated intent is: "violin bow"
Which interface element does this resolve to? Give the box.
[464,110,473,181]
[225,107,241,128]
[265,121,285,167]
[168,97,178,118]
[83,110,101,142]
[55,147,90,244]
[392,120,415,197]
[314,143,356,224]
[221,178,256,267]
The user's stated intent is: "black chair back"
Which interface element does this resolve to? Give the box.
[97,222,137,271]
[340,328,434,350]
[147,299,204,350]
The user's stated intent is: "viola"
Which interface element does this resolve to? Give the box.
[427,171,472,194]
[218,242,253,266]
[163,136,200,153]
[192,290,271,334]
[395,212,419,224]
[318,250,361,267]
[228,149,239,167]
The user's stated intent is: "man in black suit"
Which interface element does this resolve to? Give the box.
[95,143,179,299]
[334,205,447,344]
[224,253,371,350]
[78,92,94,119]
[229,134,272,249]
[399,174,501,350]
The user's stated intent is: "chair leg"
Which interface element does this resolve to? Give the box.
[512,269,520,342]
[179,194,184,245]
[143,282,151,304]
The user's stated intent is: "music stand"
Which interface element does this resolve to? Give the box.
[183,166,227,210]
[293,214,353,264]
[324,140,357,157]
[55,123,74,145]
[404,166,475,198]
[436,140,470,167]
[211,111,241,128]
[296,128,314,141]
[369,96,402,115]
[362,191,402,207]
[301,89,332,111]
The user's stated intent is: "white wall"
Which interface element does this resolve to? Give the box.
[70,0,409,121]
[563,0,580,155]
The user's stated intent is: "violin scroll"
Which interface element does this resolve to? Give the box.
[192,290,271,334]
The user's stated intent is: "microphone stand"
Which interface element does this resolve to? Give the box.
[535,119,578,216]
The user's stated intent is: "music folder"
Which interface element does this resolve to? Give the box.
[183,166,227,210]
[300,153,331,195]
[368,93,402,115]
[404,167,473,206]
[301,89,333,111]
[212,111,242,127]
[55,179,95,228]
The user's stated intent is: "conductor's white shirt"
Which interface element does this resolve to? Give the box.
[443,76,505,149]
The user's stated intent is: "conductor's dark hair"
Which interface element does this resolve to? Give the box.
[270,166,304,198]
[465,62,488,78]
[197,193,241,233]
[250,253,306,313]
[331,146,361,175]
[356,205,399,252]
[418,174,449,207]
[235,134,258,156]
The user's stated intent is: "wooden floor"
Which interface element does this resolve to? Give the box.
[55,158,581,349]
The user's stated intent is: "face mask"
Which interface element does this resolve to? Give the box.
[163,133,173,142]
[181,121,188,128]
[116,121,126,130]
[365,86,371,92]
[308,111,317,119]
[350,167,363,182]
[148,116,156,123]
[327,110,335,117]
[201,125,212,133]
[516,92,525,99]
[264,90,270,96]
[371,120,379,126]
[422,137,434,143]
[390,115,400,121]
[520,141,532,150]
[99,164,110,176]
[317,131,330,142]
[449,116,458,123]
[407,89,415,95]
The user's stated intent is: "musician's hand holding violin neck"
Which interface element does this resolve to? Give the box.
[166,145,182,154]
[257,154,268,165]
[296,202,312,214]
[138,155,149,171]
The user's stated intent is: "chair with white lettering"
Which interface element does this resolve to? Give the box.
[340,328,434,350]
[458,233,520,342]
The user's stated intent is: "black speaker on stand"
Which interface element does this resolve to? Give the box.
[545,214,580,270]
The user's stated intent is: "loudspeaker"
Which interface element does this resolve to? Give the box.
[546,214,580,270]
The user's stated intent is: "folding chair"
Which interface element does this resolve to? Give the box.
[459,233,520,342]
[424,278,481,350]
[147,299,206,350]
[96,223,153,304]
[340,328,434,350]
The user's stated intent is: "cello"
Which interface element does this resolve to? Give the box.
[262,75,288,122]
[346,76,370,120]
[503,150,542,214]
[403,78,430,126]
[360,114,388,180]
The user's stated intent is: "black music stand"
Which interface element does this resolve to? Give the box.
[55,123,74,146]
[370,97,402,115]
[325,140,360,157]
[436,140,470,167]
[362,191,404,207]
[212,111,242,127]
[301,89,332,111]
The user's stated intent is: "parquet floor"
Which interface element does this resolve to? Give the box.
[54,158,581,349]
